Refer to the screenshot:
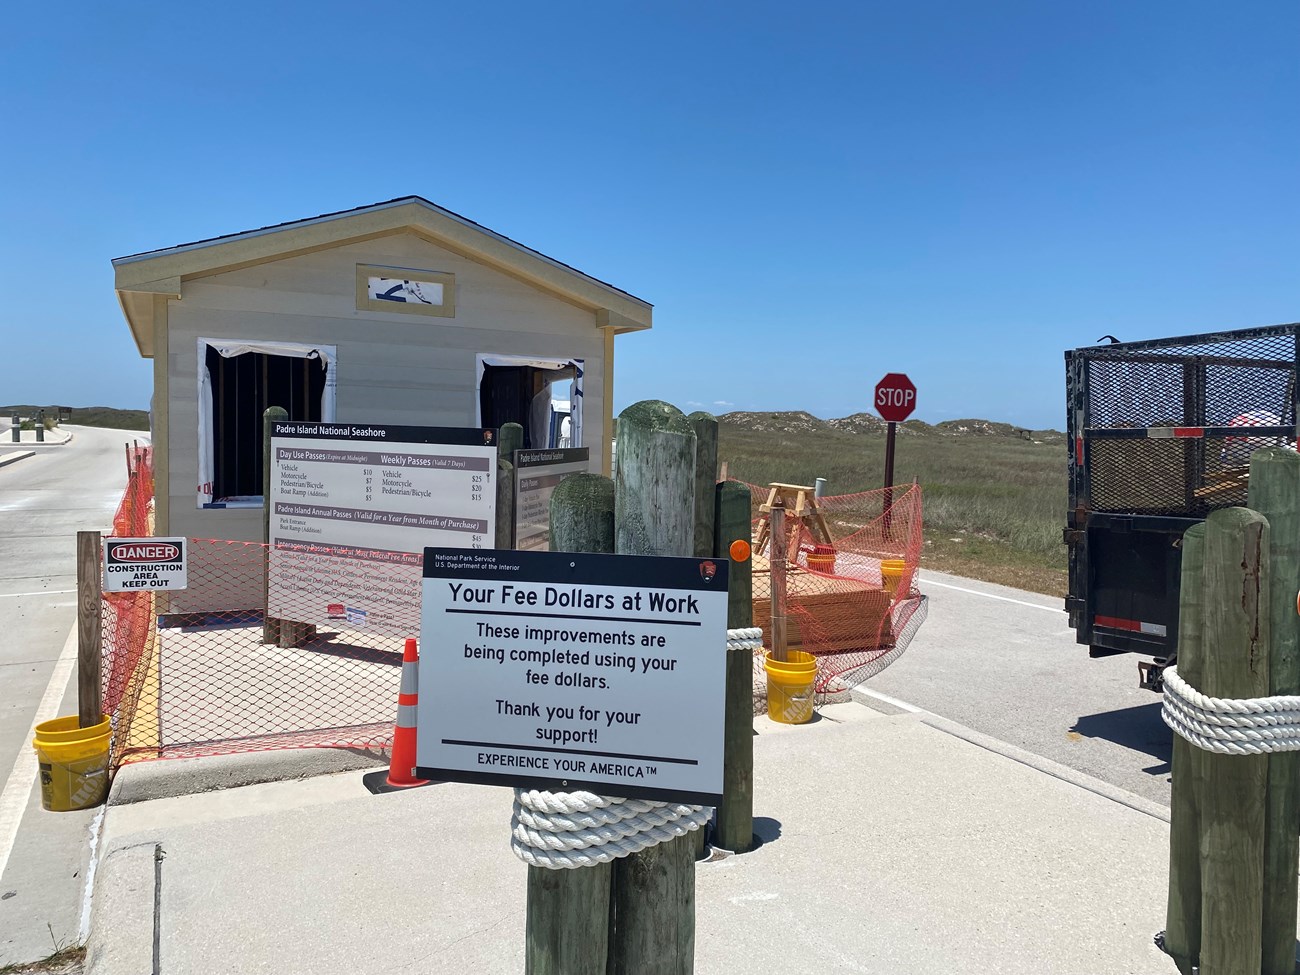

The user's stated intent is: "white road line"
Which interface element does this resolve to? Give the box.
[923,577,1064,613]
[854,686,923,714]
[79,805,105,941]
[0,589,76,599]
[0,624,78,882]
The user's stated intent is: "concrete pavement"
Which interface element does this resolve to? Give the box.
[865,569,1175,807]
[86,701,1181,975]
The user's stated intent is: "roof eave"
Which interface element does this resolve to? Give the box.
[112,197,653,330]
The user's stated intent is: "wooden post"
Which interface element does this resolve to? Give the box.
[687,412,718,558]
[610,400,697,975]
[769,498,788,663]
[496,459,514,551]
[77,531,103,727]
[1163,522,1205,975]
[499,421,524,461]
[687,412,718,858]
[496,422,524,550]
[1199,506,1270,975]
[524,472,615,975]
[714,480,753,854]
[262,406,287,645]
[263,406,316,648]
[614,401,695,558]
[1247,448,1300,975]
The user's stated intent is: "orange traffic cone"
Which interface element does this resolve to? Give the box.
[364,638,430,793]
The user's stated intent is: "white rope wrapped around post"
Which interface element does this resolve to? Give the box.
[510,628,759,870]
[1161,664,1300,755]
[725,627,763,652]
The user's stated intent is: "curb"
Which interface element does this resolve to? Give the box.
[107,746,388,805]
[22,431,75,446]
[851,686,1170,823]
[0,450,35,468]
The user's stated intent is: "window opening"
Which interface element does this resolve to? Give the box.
[197,339,336,507]
[475,355,583,452]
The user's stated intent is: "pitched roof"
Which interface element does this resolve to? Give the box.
[114,196,652,355]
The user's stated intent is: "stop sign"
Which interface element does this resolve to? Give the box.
[874,373,917,423]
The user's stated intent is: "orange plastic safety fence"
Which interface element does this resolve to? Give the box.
[100,445,408,769]
[106,537,411,768]
[742,481,928,692]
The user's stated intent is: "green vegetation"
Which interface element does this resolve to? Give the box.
[718,412,1068,596]
[1,405,149,431]
[0,943,85,974]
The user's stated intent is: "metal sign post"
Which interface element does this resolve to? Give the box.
[874,373,917,537]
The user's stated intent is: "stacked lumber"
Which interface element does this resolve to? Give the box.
[751,553,894,654]
[1194,464,1250,502]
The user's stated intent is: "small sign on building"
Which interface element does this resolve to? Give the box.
[103,537,188,591]
[417,547,728,804]
[513,447,590,551]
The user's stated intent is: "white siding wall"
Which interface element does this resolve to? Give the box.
[165,233,605,543]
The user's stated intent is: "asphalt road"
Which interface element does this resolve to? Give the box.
[864,568,1174,807]
[0,426,141,966]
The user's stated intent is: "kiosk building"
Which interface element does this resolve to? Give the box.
[113,196,652,543]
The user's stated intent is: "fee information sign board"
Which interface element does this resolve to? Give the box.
[513,447,590,551]
[268,422,497,635]
[417,547,729,805]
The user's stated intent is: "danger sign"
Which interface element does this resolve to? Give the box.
[103,537,188,591]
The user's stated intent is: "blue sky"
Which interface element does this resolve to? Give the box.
[1,2,1295,430]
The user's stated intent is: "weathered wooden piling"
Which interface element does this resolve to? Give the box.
[1247,448,1300,975]
[524,472,616,975]
[1199,506,1269,975]
[1164,522,1205,975]
[688,412,718,558]
[611,399,697,975]
[687,411,718,858]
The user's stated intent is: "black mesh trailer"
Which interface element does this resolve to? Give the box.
[1065,323,1300,689]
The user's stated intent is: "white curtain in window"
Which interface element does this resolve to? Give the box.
[196,338,337,507]
[474,355,584,452]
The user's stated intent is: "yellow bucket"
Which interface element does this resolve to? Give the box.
[764,650,817,724]
[881,559,907,596]
[32,715,111,812]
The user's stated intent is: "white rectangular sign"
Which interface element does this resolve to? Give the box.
[418,548,729,804]
[267,422,497,636]
[513,447,590,551]
[103,537,188,591]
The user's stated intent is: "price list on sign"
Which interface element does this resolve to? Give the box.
[267,422,497,636]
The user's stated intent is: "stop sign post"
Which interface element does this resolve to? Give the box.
[875,373,916,497]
